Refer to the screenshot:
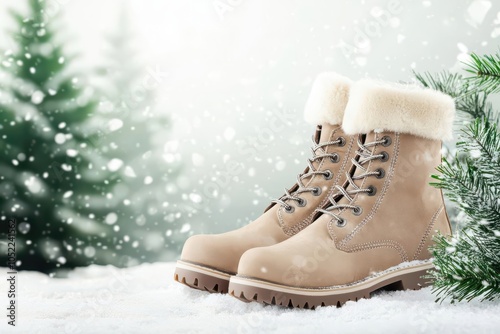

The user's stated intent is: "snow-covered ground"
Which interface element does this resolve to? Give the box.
[0,263,499,334]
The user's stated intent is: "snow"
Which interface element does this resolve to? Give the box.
[144,176,153,185]
[30,91,45,104]
[275,159,286,171]
[105,212,118,225]
[191,153,205,166]
[107,118,123,132]
[54,133,66,144]
[0,263,498,334]
[465,0,492,27]
[66,149,78,157]
[124,166,137,178]
[107,158,124,172]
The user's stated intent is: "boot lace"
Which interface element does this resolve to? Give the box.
[272,135,345,211]
[318,135,389,226]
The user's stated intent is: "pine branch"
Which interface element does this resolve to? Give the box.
[430,118,500,303]
[465,52,500,94]
[431,233,500,303]
[459,119,500,188]
[414,71,467,98]
[413,70,493,120]
[455,93,493,121]
[432,158,500,223]
[416,51,500,303]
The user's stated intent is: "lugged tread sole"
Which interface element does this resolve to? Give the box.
[229,262,433,309]
[174,260,231,294]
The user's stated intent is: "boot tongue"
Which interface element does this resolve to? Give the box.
[318,123,341,144]
[293,123,341,191]
[309,122,341,172]
[313,125,322,144]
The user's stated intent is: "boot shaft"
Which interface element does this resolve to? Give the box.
[327,131,451,261]
[273,124,357,235]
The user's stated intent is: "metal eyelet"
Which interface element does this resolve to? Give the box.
[336,218,347,227]
[284,205,295,213]
[330,154,339,163]
[352,206,363,216]
[323,170,333,180]
[380,151,389,162]
[297,198,307,207]
[375,168,385,179]
[312,187,322,196]
[381,136,392,147]
[337,137,346,147]
[367,185,377,196]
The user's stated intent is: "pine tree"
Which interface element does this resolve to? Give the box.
[415,51,500,303]
[0,0,136,273]
[94,3,186,260]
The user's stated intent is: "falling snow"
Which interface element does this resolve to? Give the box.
[107,158,124,172]
[0,3,498,324]
[105,212,118,225]
[465,0,492,27]
[54,133,66,144]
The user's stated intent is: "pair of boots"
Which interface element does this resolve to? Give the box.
[174,73,456,309]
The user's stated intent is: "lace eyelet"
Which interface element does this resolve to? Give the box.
[380,151,389,162]
[352,206,363,216]
[323,170,333,180]
[367,185,377,196]
[312,187,322,196]
[337,137,346,147]
[336,218,347,227]
[381,136,392,147]
[297,198,307,207]
[375,168,385,179]
[284,205,295,213]
[330,154,339,163]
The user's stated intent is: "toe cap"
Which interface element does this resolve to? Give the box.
[180,233,240,274]
[238,246,304,286]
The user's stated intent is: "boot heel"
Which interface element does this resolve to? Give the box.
[382,268,431,292]
[398,268,431,290]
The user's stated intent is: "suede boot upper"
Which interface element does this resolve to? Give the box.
[236,79,455,290]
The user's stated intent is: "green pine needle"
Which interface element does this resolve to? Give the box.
[429,118,500,303]
[465,52,500,94]
[417,53,500,303]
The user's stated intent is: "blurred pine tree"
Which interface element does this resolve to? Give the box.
[94,3,187,261]
[0,0,180,273]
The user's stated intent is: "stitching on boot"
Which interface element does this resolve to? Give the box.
[412,205,444,260]
[344,240,408,262]
[330,232,407,262]
[336,132,401,247]
[278,128,355,236]
[326,135,385,239]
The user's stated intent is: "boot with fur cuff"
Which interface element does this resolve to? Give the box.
[229,79,455,308]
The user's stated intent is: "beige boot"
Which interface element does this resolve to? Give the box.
[174,73,359,293]
[229,79,456,308]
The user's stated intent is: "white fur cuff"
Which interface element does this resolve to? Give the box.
[342,79,456,141]
[304,72,352,125]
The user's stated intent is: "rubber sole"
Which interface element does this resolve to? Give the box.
[174,260,232,293]
[229,262,433,309]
